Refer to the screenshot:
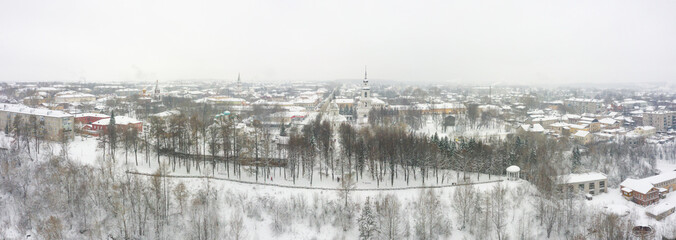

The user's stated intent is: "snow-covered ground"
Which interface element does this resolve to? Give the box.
[54,135,506,190]
[3,132,676,239]
[586,160,676,238]
[417,116,512,140]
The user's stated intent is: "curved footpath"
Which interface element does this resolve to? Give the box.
[126,171,504,191]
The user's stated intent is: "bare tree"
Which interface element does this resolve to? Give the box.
[490,183,509,240]
[414,189,450,239]
[228,209,246,240]
[340,173,356,208]
[173,182,188,215]
[376,194,401,240]
[452,183,476,230]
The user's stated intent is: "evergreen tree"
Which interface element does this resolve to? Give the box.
[572,146,581,171]
[358,197,377,240]
[279,123,287,137]
[108,111,117,160]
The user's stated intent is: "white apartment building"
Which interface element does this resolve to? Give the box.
[643,111,675,132]
[0,104,74,140]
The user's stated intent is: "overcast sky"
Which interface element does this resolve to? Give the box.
[1,0,675,85]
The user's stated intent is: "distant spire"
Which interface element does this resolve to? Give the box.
[237,73,242,92]
[154,79,160,94]
[364,65,368,80]
[363,65,368,86]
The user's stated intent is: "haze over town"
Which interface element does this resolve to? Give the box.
[2,0,676,86]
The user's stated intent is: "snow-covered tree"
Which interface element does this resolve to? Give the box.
[376,194,401,240]
[414,189,450,239]
[452,183,476,230]
[358,197,377,239]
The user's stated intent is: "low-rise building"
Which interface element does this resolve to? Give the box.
[633,126,657,137]
[55,92,96,103]
[599,118,620,129]
[558,172,608,195]
[574,130,592,144]
[564,98,604,114]
[334,98,355,109]
[83,116,142,136]
[645,202,674,221]
[620,178,660,206]
[74,113,110,124]
[206,96,248,106]
[644,171,676,193]
[0,104,74,140]
[517,123,545,134]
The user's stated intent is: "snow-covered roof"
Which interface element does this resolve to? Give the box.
[36,87,61,92]
[531,124,545,132]
[563,114,581,120]
[283,106,307,112]
[506,165,520,172]
[334,98,354,104]
[604,204,630,217]
[527,109,545,115]
[620,178,655,194]
[206,96,247,104]
[369,98,386,105]
[151,110,180,118]
[560,172,607,184]
[646,202,674,216]
[565,98,603,103]
[594,133,614,138]
[55,93,95,99]
[0,104,73,118]
[636,126,656,131]
[599,118,617,125]
[414,102,465,110]
[325,114,347,123]
[532,116,560,122]
[478,104,500,110]
[520,124,544,133]
[574,130,590,138]
[568,124,588,129]
[643,171,676,185]
[92,116,141,125]
[75,113,110,118]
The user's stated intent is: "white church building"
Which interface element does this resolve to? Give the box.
[356,68,386,124]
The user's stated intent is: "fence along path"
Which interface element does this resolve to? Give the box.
[126,170,504,191]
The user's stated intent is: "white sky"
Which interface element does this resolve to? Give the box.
[1,0,675,85]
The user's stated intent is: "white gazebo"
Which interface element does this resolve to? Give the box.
[506,165,520,181]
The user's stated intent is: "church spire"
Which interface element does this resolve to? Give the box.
[236,73,243,93]
[154,79,160,94]
[361,66,370,98]
[364,65,368,84]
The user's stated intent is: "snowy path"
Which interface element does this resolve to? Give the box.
[126,170,504,191]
